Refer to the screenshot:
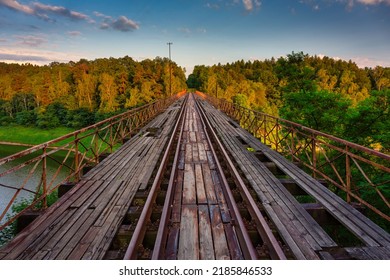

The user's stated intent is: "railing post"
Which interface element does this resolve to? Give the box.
[291,129,295,162]
[109,120,113,153]
[42,146,47,209]
[74,133,80,182]
[312,135,317,178]
[346,146,351,203]
[275,119,280,152]
[94,128,99,163]
[263,115,267,145]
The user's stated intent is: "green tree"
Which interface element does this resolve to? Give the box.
[280,91,351,134]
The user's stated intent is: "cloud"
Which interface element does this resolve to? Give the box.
[93,11,112,20]
[100,16,139,32]
[14,35,47,47]
[67,31,82,37]
[356,0,390,4]
[33,2,92,22]
[242,0,261,11]
[0,52,51,62]
[205,2,220,9]
[0,0,93,22]
[178,27,191,34]
[0,47,84,65]
[0,0,34,14]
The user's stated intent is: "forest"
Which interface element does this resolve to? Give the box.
[0,52,389,153]
[0,56,187,129]
[187,52,390,153]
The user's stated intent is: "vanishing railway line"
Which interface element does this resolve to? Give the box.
[0,92,389,260]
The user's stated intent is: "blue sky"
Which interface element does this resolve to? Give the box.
[0,0,389,74]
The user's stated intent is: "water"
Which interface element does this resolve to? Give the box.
[0,145,71,223]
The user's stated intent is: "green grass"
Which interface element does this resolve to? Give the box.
[0,125,74,145]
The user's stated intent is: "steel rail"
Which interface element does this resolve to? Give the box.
[195,95,287,260]
[193,95,258,260]
[123,95,188,260]
[151,101,188,260]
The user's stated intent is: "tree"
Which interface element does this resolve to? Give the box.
[98,73,118,113]
[280,91,351,134]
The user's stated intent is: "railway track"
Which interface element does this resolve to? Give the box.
[104,93,287,260]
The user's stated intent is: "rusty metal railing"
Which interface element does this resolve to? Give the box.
[199,92,390,223]
[0,93,182,230]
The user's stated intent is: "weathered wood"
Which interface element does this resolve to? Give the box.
[225,223,244,260]
[165,226,180,260]
[171,170,184,223]
[198,205,215,260]
[198,143,207,162]
[195,164,207,204]
[209,205,230,260]
[185,143,192,163]
[202,163,217,205]
[178,205,199,260]
[182,164,196,205]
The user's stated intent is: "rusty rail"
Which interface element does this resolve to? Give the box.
[199,92,390,223]
[0,93,182,230]
[195,95,286,260]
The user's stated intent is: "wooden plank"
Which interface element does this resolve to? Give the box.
[171,170,184,223]
[185,143,192,163]
[224,223,244,260]
[190,132,197,143]
[198,205,215,260]
[67,226,100,260]
[209,205,230,260]
[182,164,196,205]
[165,226,180,260]
[192,143,199,162]
[202,163,217,205]
[206,151,216,170]
[345,247,372,260]
[195,164,207,204]
[178,150,185,170]
[178,205,199,260]
[211,170,231,223]
[88,205,123,260]
[198,143,207,162]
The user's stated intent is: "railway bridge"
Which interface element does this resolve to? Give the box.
[0,92,389,260]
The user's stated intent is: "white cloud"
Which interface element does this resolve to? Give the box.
[0,0,34,14]
[0,0,93,22]
[356,0,390,5]
[100,16,139,32]
[67,31,82,37]
[14,35,47,47]
[242,0,261,11]
[0,47,83,65]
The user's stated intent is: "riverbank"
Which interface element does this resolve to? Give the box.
[0,126,73,146]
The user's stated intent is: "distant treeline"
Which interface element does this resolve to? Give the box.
[187,52,389,153]
[0,56,186,128]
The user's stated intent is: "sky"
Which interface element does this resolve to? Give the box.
[0,0,389,75]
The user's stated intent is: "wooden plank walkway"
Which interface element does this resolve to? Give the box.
[167,95,240,260]
[197,97,390,260]
[0,99,184,260]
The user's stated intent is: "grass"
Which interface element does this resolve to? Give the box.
[0,125,74,145]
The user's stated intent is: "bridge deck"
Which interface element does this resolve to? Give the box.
[0,99,184,260]
[197,97,390,260]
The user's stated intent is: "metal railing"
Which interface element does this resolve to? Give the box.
[0,93,182,230]
[200,92,390,223]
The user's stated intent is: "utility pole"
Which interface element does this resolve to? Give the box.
[167,42,173,97]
